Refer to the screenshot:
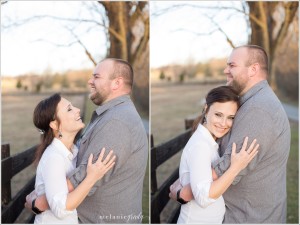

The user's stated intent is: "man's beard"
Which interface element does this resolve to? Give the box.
[231,79,246,95]
[89,92,106,106]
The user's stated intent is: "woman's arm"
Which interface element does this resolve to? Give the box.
[169,167,218,202]
[208,137,258,199]
[41,148,115,219]
[175,137,258,203]
[25,149,115,213]
[65,148,115,210]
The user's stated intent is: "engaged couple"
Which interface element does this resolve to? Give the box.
[25,58,148,224]
[169,45,291,224]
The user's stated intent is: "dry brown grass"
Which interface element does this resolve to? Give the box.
[151,84,218,144]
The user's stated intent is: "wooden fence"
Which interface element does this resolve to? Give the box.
[1,143,37,223]
[151,116,195,223]
[1,93,88,224]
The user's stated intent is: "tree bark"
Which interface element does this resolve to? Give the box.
[98,1,149,111]
[247,2,298,90]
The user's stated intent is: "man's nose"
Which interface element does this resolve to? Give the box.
[223,66,229,74]
[88,78,94,85]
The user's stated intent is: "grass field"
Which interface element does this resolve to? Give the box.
[151,83,299,223]
[287,122,299,224]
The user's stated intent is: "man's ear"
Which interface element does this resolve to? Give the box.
[112,77,123,90]
[249,63,259,77]
[49,120,58,131]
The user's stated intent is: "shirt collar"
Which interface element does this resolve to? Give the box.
[52,138,78,161]
[95,94,131,116]
[240,80,268,106]
[197,124,219,149]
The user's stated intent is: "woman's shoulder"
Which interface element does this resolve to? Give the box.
[39,143,65,164]
[184,131,211,153]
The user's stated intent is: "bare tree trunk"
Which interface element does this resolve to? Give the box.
[100,2,130,61]
[247,1,298,90]
[99,1,149,111]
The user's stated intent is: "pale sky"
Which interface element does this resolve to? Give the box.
[150,1,249,68]
[1,1,250,76]
[1,1,107,76]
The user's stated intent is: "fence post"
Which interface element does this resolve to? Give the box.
[150,135,158,194]
[1,143,12,205]
[185,115,196,130]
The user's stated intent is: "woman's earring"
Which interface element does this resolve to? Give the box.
[204,115,207,124]
[58,130,63,139]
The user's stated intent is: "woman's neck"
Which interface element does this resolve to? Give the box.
[57,133,76,152]
[202,123,217,140]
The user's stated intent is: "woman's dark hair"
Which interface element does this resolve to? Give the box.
[33,93,61,165]
[192,86,240,132]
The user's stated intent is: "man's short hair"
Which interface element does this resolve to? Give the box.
[236,45,269,73]
[105,58,134,88]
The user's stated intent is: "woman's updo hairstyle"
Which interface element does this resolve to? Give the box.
[192,86,240,132]
[33,93,61,164]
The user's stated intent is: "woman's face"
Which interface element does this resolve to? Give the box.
[204,101,238,139]
[55,98,85,135]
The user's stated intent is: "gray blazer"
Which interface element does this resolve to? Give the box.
[212,80,291,223]
[69,95,148,223]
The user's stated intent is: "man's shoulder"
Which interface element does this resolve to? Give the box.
[247,86,282,112]
[95,105,142,134]
[106,100,141,121]
[240,86,288,127]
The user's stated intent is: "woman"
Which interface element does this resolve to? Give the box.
[173,86,259,224]
[32,93,116,224]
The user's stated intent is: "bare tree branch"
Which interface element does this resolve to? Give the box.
[209,18,235,48]
[98,2,128,44]
[171,27,220,36]
[2,15,102,29]
[273,2,299,56]
[66,27,97,66]
[117,2,128,60]
[31,38,78,47]
[258,2,270,55]
[152,3,254,20]
[151,4,186,17]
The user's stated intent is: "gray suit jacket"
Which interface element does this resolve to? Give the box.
[69,95,148,223]
[212,80,291,223]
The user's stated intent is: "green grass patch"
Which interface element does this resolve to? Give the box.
[142,160,150,223]
[287,122,299,224]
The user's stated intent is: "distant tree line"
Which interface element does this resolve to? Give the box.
[15,69,91,93]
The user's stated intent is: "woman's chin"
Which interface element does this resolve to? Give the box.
[215,132,228,139]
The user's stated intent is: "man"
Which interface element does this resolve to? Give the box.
[169,45,290,223]
[26,58,149,223]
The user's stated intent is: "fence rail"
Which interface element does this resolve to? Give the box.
[151,117,195,223]
[1,143,36,224]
